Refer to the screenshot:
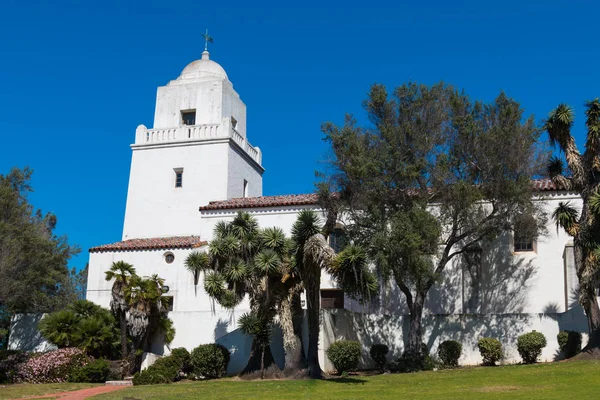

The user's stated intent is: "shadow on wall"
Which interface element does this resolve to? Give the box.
[214,319,285,376]
[8,314,57,352]
[320,237,573,370]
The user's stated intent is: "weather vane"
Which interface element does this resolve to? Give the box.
[202,29,213,52]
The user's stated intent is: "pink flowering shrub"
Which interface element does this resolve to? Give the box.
[16,348,90,383]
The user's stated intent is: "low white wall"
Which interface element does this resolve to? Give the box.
[320,306,589,372]
[8,314,57,353]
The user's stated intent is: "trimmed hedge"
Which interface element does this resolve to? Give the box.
[190,344,230,379]
[326,340,362,374]
[132,355,181,386]
[477,338,502,366]
[557,331,582,359]
[369,344,389,370]
[68,359,110,383]
[389,344,436,373]
[438,340,462,368]
[517,331,547,364]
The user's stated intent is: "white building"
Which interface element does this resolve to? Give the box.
[85,48,588,373]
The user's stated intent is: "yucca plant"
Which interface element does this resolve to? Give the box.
[545,98,600,355]
[105,261,136,359]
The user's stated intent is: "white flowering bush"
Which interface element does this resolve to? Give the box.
[16,348,89,383]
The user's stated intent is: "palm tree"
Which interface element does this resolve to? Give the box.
[105,261,136,359]
[125,273,174,372]
[546,99,600,356]
[184,251,210,295]
[195,212,298,376]
[291,210,378,378]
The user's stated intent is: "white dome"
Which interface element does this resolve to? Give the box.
[177,51,228,82]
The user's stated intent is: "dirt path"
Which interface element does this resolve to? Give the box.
[14,385,127,400]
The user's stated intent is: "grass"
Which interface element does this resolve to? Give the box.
[87,360,600,400]
[0,383,99,399]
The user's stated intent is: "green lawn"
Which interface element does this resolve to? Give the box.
[0,383,99,399]
[88,360,600,400]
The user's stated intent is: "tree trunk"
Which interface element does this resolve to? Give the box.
[280,294,306,373]
[580,287,600,357]
[405,293,425,359]
[119,310,128,359]
[241,338,275,375]
[306,269,322,379]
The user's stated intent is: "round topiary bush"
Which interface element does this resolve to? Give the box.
[557,330,582,359]
[438,340,462,368]
[517,331,547,364]
[68,358,110,383]
[326,340,362,375]
[369,344,389,371]
[190,344,230,379]
[477,338,503,366]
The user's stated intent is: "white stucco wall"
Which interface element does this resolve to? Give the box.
[122,141,230,240]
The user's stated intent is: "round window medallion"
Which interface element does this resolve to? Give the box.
[165,253,175,264]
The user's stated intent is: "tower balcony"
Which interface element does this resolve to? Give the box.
[133,122,262,165]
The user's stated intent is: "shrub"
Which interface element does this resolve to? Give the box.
[326,340,362,374]
[190,344,230,379]
[517,331,547,364]
[16,348,89,383]
[369,344,389,370]
[477,338,502,365]
[170,347,192,373]
[132,354,184,386]
[389,344,436,373]
[438,340,462,368]
[68,359,109,383]
[0,350,29,383]
[557,331,582,359]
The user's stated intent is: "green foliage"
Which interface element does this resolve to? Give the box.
[437,340,462,368]
[326,340,362,374]
[0,167,80,316]
[170,347,192,373]
[68,358,110,383]
[557,330,582,359]
[390,344,436,373]
[516,331,547,364]
[190,343,230,379]
[369,344,389,370]
[477,338,503,365]
[38,300,120,359]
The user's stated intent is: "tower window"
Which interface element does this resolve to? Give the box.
[182,110,196,126]
[243,179,248,197]
[231,116,238,130]
[174,168,183,188]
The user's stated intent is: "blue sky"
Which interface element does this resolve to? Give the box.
[1,0,598,270]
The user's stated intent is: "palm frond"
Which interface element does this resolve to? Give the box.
[590,191,600,216]
[254,249,282,276]
[203,271,226,299]
[184,251,210,274]
[260,227,287,254]
[545,104,574,150]
[552,201,580,236]
[291,210,322,245]
[547,156,564,178]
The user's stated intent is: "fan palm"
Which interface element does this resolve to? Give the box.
[104,261,136,358]
[546,98,600,355]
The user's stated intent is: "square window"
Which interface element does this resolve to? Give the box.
[320,289,344,309]
[513,216,536,253]
[182,110,196,126]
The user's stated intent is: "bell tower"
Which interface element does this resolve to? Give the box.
[121,47,264,240]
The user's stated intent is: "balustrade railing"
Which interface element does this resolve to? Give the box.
[135,123,261,165]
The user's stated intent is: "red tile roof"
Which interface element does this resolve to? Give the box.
[199,193,319,211]
[89,236,206,253]
[199,179,568,212]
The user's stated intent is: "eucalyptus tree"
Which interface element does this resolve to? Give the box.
[321,82,546,364]
[546,99,600,355]
[105,261,136,359]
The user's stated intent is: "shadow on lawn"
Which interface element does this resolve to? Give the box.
[324,377,368,384]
